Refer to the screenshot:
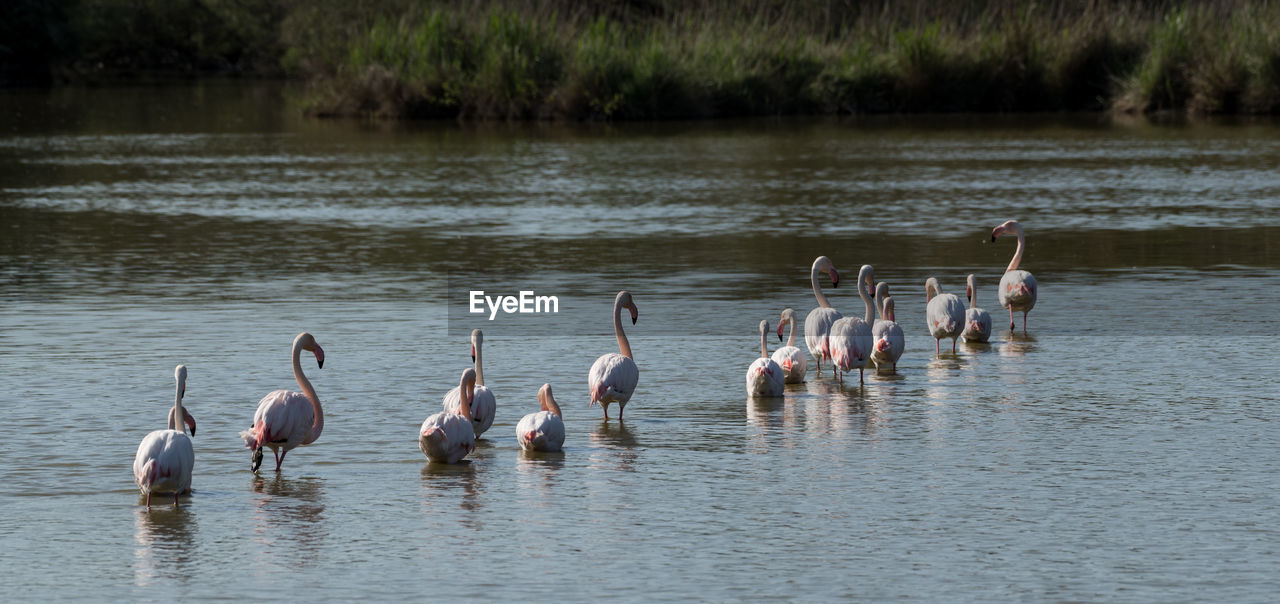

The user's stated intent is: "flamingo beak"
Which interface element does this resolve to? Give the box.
[250,448,263,472]
[314,345,325,369]
[830,269,839,288]
[630,306,638,325]
[184,409,197,437]
[471,345,475,363]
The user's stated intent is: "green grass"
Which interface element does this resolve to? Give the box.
[8,1,1280,118]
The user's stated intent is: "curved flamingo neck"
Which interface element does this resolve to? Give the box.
[1006,225,1026,273]
[786,315,797,347]
[810,264,832,309]
[858,275,874,324]
[759,325,768,359]
[473,337,485,386]
[613,295,633,359]
[459,375,475,422]
[293,338,323,445]
[967,276,978,308]
[168,376,184,432]
[540,388,562,416]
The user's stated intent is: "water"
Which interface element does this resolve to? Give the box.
[2,81,1279,601]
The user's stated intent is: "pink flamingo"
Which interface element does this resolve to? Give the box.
[421,368,477,463]
[588,291,640,420]
[962,273,993,343]
[239,332,325,473]
[517,384,565,452]
[772,308,807,383]
[925,277,965,354]
[803,256,841,376]
[133,365,196,509]
[829,264,876,385]
[991,220,1038,331]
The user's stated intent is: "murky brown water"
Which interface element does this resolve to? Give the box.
[2,81,1279,600]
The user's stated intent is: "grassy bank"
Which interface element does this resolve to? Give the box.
[6,1,1280,117]
[297,1,1280,118]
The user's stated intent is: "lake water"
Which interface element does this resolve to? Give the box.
[2,81,1279,601]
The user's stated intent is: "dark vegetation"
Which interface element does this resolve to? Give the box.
[4,1,1280,118]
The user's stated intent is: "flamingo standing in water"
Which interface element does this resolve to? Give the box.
[239,332,325,473]
[991,220,1038,331]
[421,369,477,463]
[588,290,639,420]
[747,319,786,397]
[772,308,807,383]
[803,256,841,377]
[517,384,565,452]
[871,289,905,373]
[442,329,496,438]
[962,273,993,343]
[829,264,876,385]
[925,278,965,354]
[134,365,197,509]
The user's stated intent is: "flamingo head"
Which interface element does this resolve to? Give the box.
[458,368,477,420]
[829,267,840,288]
[883,296,896,322]
[776,322,784,342]
[991,220,1021,242]
[298,332,324,369]
[250,447,263,473]
[617,290,638,325]
[174,364,187,399]
[859,265,875,299]
[182,408,197,437]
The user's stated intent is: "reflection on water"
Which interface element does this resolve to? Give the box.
[132,506,196,588]
[516,450,565,500]
[588,421,640,472]
[999,331,1039,357]
[249,475,327,566]
[420,462,483,530]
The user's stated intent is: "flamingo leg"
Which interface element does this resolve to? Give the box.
[276,449,286,472]
[1008,307,1015,330]
[952,338,957,353]
[935,339,940,354]
[618,405,625,421]
[1022,312,1028,332]
[859,368,864,385]
[145,491,151,510]
[173,491,180,507]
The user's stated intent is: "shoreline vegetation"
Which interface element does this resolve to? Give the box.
[4,1,1280,119]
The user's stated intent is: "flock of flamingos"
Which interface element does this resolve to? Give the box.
[132,219,1038,508]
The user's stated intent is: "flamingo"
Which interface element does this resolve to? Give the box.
[133,365,196,509]
[962,273,993,343]
[871,291,905,373]
[829,264,876,385]
[239,332,325,473]
[771,308,807,383]
[517,383,565,452]
[991,219,1038,331]
[747,319,786,397]
[442,328,496,438]
[588,290,639,420]
[803,256,841,377]
[421,368,478,463]
[925,277,965,354]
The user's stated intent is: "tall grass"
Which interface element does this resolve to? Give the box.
[9,1,1280,116]
[305,0,1245,118]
